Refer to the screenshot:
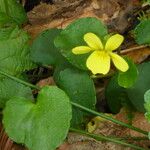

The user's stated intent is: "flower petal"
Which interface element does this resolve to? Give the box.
[110,52,129,72]
[86,51,110,75]
[84,33,104,50]
[105,34,124,51]
[72,46,92,54]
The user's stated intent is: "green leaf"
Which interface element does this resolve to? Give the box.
[144,90,150,135]
[3,86,72,150]
[31,29,63,66]
[134,19,150,45]
[0,0,27,26]
[54,17,107,70]
[0,13,11,26]
[54,63,96,127]
[0,26,35,76]
[118,57,138,88]
[0,78,33,108]
[144,89,150,120]
[127,62,150,112]
[106,75,130,113]
[107,62,150,112]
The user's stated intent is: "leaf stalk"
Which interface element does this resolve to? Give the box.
[70,128,148,150]
[0,70,148,136]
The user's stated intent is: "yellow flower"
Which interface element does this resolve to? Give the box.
[72,33,129,75]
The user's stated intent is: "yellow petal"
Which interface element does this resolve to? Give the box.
[110,52,129,72]
[72,46,92,54]
[105,34,124,51]
[86,51,110,75]
[84,33,103,50]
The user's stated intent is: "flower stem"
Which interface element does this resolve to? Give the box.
[0,70,148,136]
[70,128,148,150]
[71,102,148,136]
[0,70,40,90]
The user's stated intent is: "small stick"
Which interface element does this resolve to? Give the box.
[120,45,148,54]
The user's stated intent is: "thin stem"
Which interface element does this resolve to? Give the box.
[71,102,148,136]
[0,70,40,90]
[120,45,148,54]
[70,128,148,150]
[0,70,148,136]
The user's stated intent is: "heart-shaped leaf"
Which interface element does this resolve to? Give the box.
[54,17,107,70]
[107,62,150,112]
[134,19,150,45]
[3,86,72,150]
[127,62,150,112]
[106,75,130,113]
[118,57,138,88]
[54,63,96,127]
[0,78,33,108]
[31,29,63,66]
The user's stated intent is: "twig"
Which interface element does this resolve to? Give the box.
[120,45,148,54]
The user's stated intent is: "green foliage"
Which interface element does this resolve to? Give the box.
[1,12,149,149]
[3,86,72,150]
[0,26,35,76]
[134,19,150,45]
[126,62,150,112]
[144,89,150,139]
[0,0,27,26]
[106,75,130,113]
[106,57,138,113]
[118,57,138,88]
[144,89,150,121]
[54,17,107,70]
[107,62,150,112]
[31,29,63,66]
[0,78,33,108]
[30,27,96,128]
[0,13,11,26]
[142,0,150,4]
[54,63,96,127]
